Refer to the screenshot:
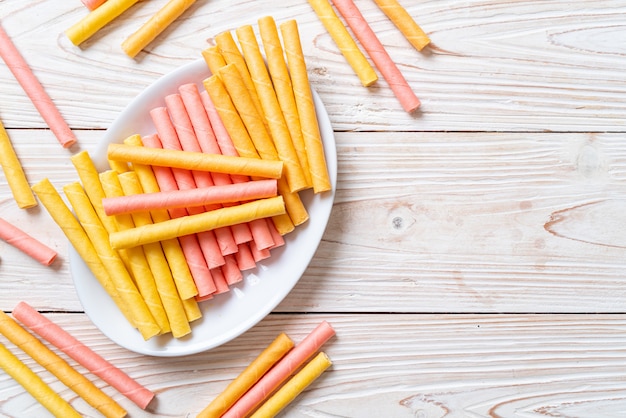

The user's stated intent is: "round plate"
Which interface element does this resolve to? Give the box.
[69,59,337,356]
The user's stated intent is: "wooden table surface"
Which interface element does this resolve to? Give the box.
[1,0,626,416]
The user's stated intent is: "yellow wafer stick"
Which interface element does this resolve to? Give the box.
[100,170,171,334]
[250,352,332,418]
[280,19,332,193]
[31,178,134,327]
[373,0,430,51]
[64,182,160,340]
[0,342,81,418]
[258,16,312,188]
[0,311,127,418]
[235,25,307,193]
[0,120,37,209]
[202,45,227,74]
[107,143,283,179]
[118,171,193,338]
[307,0,378,86]
[110,196,286,249]
[65,0,141,46]
[121,0,197,58]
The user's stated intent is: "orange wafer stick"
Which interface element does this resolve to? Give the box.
[122,0,197,58]
[12,301,155,410]
[102,180,278,216]
[0,341,81,418]
[0,25,76,148]
[65,0,141,46]
[0,311,127,418]
[224,321,335,418]
[0,217,57,266]
[306,0,378,86]
[373,0,430,51]
[0,119,37,208]
[331,0,421,113]
[197,333,294,418]
[280,19,332,193]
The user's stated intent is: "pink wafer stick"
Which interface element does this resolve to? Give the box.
[102,179,278,216]
[0,217,57,266]
[12,301,155,409]
[222,254,243,285]
[234,243,256,271]
[82,0,107,10]
[331,0,420,113]
[250,240,271,263]
[141,134,217,296]
[0,24,77,148]
[223,321,335,418]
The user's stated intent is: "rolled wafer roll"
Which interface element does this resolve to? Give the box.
[306,0,378,86]
[0,311,127,418]
[0,120,37,208]
[65,0,141,46]
[109,196,286,250]
[0,341,81,418]
[332,0,421,113]
[31,178,134,326]
[12,301,155,410]
[0,217,57,265]
[249,352,332,418]
[202,45,226,73]
[63,182,161,340]
[82,0,107,11]
[280,19,332,193]
[107,143,283,179]
[121,0,197,58]
[197,333,294,418]
[373,0,430,51]
[118,171,193,338]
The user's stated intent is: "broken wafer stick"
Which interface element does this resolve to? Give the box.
[0,25,76,148]
[0,119,37,208]
[12,301,155,410]
[306,0,378,86]
[107,143,284,179]
[109,196,286,250]
[0,217,57,266]
[122,0,197,58]
[332,0,421,113]
[373,0,430,51]
[0,311,127,418]
[0,341,81,418]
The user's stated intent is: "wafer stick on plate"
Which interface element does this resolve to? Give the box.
[373,0,430,51]
[0,120,37,208]
[12,301,155,410]
[0,26,76,148]
[0,217,57,266]
[0,311,127,418]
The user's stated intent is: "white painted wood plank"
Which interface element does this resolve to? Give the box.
[0,0,625,132]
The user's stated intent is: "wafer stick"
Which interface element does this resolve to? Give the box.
[65,0,141,46]
[0,120,37,208]
[224,321,335,418]
[64,182,160,340]
[197,333,294,418]
[234,243,256,271]
[0,311,127,418]
[306,0,378,86]
[107,143,284,179]
[122,0,197,58]
[373,0,430,51]
[0,217,57,266]
[12,301,155,410]
[82,0,108,11]
[222,254,243,285]
[0,25,76,148]
[110,196,286,249]
[101,170,170,334]
[31,178,134,326]
[118,171,193,338]
[332,0,420,113]
[249,352,332,418]
[125,135,205,300]
[0,342,81,418]
[258,16,312,188]
[280,20,332,193]
[234,27,307,193]
[103,180,278,216]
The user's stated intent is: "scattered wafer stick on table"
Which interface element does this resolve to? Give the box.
[0,217,57,266]
[373,0,430,51]
[65,0,141,46]
[0,119,37,208]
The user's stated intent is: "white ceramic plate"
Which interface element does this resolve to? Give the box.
[69,59,337,357]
